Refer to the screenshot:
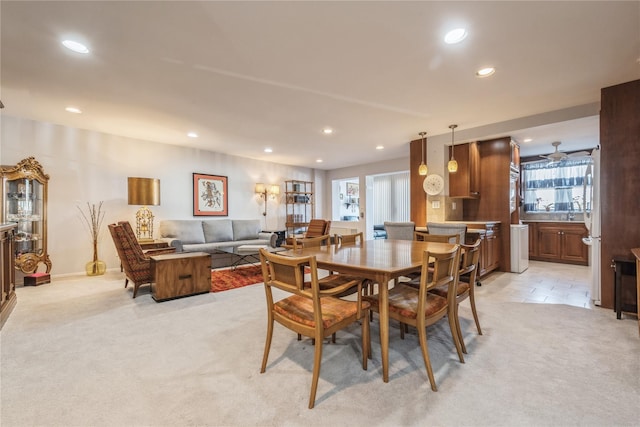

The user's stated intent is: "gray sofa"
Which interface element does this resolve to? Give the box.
[159,219,276,254]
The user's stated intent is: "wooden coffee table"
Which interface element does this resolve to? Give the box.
[150,252,210,302]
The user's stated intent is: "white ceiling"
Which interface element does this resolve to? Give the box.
[1,1,639,169]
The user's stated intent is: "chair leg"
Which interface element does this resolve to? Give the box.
[124,278,129,288]
[454,303,467,354]
[332,333,336,343]
[308,332,324,409]
[447,309,465,363]
[132,283,139,298]
[260,317,274,374]
[362,310,370,368]
[400,321,405,340]
[417,325,437,391]
[469,291,483,335]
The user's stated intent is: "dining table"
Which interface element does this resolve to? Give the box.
[279,238,458,383]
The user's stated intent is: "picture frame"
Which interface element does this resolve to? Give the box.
[346,182,359,198]
[193,173,228,216]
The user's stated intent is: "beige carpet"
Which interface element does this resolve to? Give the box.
[1,271,638,426]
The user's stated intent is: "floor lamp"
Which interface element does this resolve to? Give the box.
[127,177,160,242]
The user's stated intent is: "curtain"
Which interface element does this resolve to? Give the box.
[372,172,409,224]
[522,159,589,212]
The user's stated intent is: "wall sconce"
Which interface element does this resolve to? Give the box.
[448,124,458,173]
[255,183,280,216]
[418,131,428,176]
[128,177,160,242]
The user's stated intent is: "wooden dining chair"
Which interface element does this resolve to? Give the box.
[292,234,331,250]
[414,230,460,244]
[363,245,464,391]
[258,248,370,409]
[335,231,364,246]
[429,238,482,354]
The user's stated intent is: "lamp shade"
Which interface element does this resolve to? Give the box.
[255,183,266,194]
[128,177,160,206]
[270,184,280,195]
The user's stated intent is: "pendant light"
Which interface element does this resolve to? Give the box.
[448,124,458,173]
[418,131,428,176]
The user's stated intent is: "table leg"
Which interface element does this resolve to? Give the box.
[378,273,390,383]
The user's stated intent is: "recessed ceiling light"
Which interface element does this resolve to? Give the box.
[264,148,273,153]
[65,106,82,114]
[523,138,533,143]
[444,28,467,44]
[376,145,384,150]
[187,132,198,138]
[316,159,323,163]
[62,40,89,54]
[322,128,333,135]
[476,67,496,78]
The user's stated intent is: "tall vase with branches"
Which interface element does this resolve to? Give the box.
[78,201,106,276]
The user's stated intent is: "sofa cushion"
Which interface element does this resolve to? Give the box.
[159,220,205,244]
[203,219,233,243]
[232,220,261,241]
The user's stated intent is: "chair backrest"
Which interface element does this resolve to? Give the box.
[420,245,460,293]
[108,223,152,281]
[118,221,147,259]
[384,221,415,240]
[306,219,331,238]
[292,234,331,250]
[336,231,364,247]
[259,248,316,297]
[459,238,481,277]
[414,230,460,244]
[427,222,467,244]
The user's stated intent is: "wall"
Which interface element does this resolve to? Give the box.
[1,116,315,276]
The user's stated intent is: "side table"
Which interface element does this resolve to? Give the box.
[150,252,210,302]
[612,255,637,320]
[140,240,170,250]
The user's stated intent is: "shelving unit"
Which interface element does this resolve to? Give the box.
[284,180,314,238]
[1,157,52,274]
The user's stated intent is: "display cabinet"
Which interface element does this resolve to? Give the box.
[284,180,314,238]
[1,157,52,274]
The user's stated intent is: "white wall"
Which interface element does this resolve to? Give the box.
[1,116,314,275]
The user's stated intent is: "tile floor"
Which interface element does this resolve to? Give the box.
[475,260,595,308]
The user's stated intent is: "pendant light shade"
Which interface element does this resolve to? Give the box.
[418,131,428,176]
[447,124,458,173]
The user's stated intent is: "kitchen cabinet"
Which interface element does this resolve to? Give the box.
[476,223,500,277]
[449,142,480,198]
[526,222,588,265]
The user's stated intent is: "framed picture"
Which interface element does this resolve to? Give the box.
[193,173,228,216]
[346,182,359,198]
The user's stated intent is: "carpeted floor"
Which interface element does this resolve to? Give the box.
[1,271,638,426]
[210,265,264,292]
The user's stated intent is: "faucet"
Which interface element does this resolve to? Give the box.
[566,211,575,221]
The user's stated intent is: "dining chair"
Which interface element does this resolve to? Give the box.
[258,248,370,409]
[383,221,415,240]
[363,245,464,391]
[335,231,364,246]
[429,238,482,354]
[426,222,467,244]
[414,230,460,244]
[305,219,331,237]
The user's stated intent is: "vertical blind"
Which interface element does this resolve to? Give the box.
[372,171,410,224]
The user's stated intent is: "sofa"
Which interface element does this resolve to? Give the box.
[159,219,276,258]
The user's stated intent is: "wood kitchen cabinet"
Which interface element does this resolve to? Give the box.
[467,223,501,278]
[527,222,588,265]
[449,142,480,198]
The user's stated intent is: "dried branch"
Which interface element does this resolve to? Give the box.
[77,201,105,243]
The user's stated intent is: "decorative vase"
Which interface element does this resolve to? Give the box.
[86,260,106,276]
[86,240,106,276]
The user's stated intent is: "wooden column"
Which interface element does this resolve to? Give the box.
[409,138,427,227]
[600,79,640,309]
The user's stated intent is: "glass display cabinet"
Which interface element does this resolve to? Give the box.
[1,157,51,274]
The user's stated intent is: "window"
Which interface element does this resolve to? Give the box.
[522,159,590,213]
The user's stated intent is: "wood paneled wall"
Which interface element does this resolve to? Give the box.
[409,138,427,227]
[464,137,513,272]
[600,79,640,309]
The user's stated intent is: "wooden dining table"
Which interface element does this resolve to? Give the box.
[280,238,457,383]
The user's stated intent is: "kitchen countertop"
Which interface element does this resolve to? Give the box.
[521,219,585,223]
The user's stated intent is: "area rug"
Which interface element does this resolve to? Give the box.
[210,265,264,292]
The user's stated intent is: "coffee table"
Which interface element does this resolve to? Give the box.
[216,245,286,270]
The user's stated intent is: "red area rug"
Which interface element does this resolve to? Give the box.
[210,265,264,293]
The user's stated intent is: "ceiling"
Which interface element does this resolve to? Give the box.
[1,1,639,169]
